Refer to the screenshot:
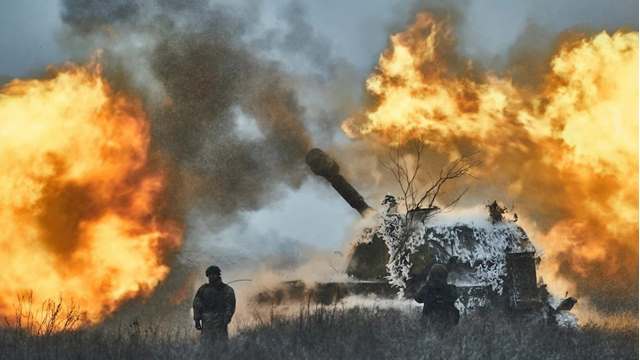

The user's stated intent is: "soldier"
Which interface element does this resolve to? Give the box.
[415,263,459,330]
[193,265,236,345]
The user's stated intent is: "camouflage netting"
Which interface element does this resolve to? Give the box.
[351,197,533,295]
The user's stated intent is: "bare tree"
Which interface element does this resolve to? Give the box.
[380,141,476,217]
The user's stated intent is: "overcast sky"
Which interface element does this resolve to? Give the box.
[3,0,637,76]
[1,0,637,257]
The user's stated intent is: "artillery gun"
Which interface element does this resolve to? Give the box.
[257,148,577,325]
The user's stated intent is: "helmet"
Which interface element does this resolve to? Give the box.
[428,263,448,285]
[205,265,221,277]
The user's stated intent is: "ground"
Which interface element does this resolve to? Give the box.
[1,305,637,359]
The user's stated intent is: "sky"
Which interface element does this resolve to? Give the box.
[2,0,637,76]
[1,0,637,258]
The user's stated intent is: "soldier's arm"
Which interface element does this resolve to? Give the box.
[224,287,236,324]
[446,285,459,304]
[415,285,427,303]
[193,287,203,321]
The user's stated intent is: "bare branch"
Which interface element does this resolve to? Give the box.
[406,142,423,208]
[381,142,476,220]
[442,187,469,211]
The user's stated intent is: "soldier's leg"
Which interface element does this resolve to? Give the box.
[216,324,230,351]
[221,324,229,341]
[199,325,214,352]
[200,315,220,351]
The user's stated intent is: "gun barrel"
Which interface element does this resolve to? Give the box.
[306,148,371,216]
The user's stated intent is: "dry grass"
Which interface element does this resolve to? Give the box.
[2,293,82,337]
[0,302,637,360]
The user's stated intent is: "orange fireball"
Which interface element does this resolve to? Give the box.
[0,64,181,329]
[344,13,638,310]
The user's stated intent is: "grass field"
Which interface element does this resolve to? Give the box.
[1,303,637,360]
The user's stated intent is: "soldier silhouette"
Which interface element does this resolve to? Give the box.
[415,263,459,330]
[193,265,236,346]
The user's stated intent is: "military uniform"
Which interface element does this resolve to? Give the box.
[415,283,459,328]
[415,264,459,330]
[193,282,236,343]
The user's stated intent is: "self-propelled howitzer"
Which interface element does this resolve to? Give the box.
[304,148,577,325]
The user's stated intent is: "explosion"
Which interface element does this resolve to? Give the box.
[343,13,638,310]
[0,64,181,328]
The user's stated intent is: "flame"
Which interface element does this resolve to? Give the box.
[0,64,182,328]
[344,13,638,309]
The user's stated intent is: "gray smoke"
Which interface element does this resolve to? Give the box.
[61,0,319,228]
[61,0,141,33]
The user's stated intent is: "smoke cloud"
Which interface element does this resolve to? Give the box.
[60,0,318,229]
